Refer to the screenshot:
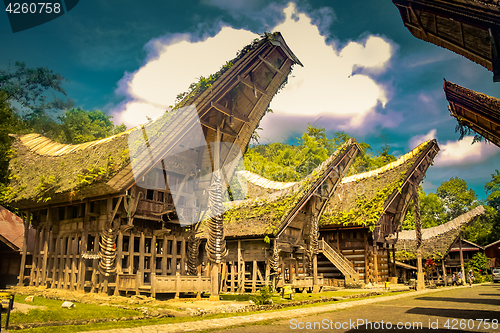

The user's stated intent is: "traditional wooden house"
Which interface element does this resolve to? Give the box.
[199,139,361,292]
[444,80,500,147]
[0,205,35,288]
[6,32,303,297]
[318,140,440,285]
[395,206,485,281]
[392,0,500,81]
[485,239,500,268]
[236,140,440,286]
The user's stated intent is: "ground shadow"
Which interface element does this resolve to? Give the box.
[343,325,474,333]
[406,307,500,320]
[415,296,500,306]
[479,294,500,296]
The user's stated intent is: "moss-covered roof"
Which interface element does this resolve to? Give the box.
[319,140,437,230]
[198,139,360,238]
[7,32,302,209]
[395,205,485,261]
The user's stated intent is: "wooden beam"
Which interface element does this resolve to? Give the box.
[237,75,268,97]
[258,55,282,74]
[211,101,250,123]
[199,119,237,138]
[18,211,30,286]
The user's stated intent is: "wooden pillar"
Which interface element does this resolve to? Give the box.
[58,236,66,289]
[46,232,55,287]
[40,208,52,286]
[114,231,123,296]
[237,240,242,292]
[313,254,319,292]
[459,236,465,285]
[265,260,270,287]
[180,238,186,275]
[364,233,369,284]
[391,244,396,277]
[35,227,47,286]
[78,202,90,290]
[70,236,78,291]
[373,239,379,284]
[441,258,447,286]
[412,182,425,291]
[161,235,167,275]
[30,227,41,286]
[151,234,156,276]
[63,237,71,290]
[18,211,30,286]
[128,233,134,274]
[231,263,236,292]
[139,232,145,287]
[91,233,99,293]
[252,261,257,293]
[172,236,177,275]
[51,236,61,288]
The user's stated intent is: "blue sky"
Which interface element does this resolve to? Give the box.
[1,0,499,199]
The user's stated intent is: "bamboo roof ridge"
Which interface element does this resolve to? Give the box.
[445,80,500,147]
[319,139,439,230]
[395,205,486,260]
[199,139,361,238]
[7,32,303,209]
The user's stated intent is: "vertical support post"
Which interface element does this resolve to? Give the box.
[172,236,177,274]
[373,239,379,284]
[231,263,236,292]
[459,235,465,285]
[18,211,30,286]
[237,240,242,292]
[40,208,51,286]
[151,234,157,277]
[63,237,71,290]
[161,235,167,275]
[252,261,257,293]
[139,232,145,287]
[364,232,369,284]
[114,231,123,296]
[391,243,396,278]
[442,258,447,286]
[91,233,99,293]
[35,226,47,287]
[70,236,78,291]
[180,238,186,275]
[128,233,134,274]
[412,182,425,291]
[265,260,270,287]
[57,237,65,289]
[30,226,40,286]
[78,201,89,290]
[313,254,319,292]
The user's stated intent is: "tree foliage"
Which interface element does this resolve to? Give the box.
[244,124,396,182]
[437,177,478,221]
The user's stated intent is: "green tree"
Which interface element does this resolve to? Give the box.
[437,177,478,221]
[57,108,126,144]
[401,188,447,230]
[0,61,74,136]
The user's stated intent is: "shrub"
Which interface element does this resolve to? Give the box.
[251,286,273,305]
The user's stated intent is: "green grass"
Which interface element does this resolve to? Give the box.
[1,294,142,327]
[219,290,367,304]
[2,290,413,333]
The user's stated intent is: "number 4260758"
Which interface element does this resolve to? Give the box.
[5,3,61,14]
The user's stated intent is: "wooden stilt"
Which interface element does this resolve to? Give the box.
[58,237,66,289]
[30,227,41,286]
[18,211,30,286]
[78,202,90,290]
[128,233,134,275]
[252,260,257,293]
[70,236,78,291]
[91,233,99,293]
[180,238,186,275]
[139,232,145,289]
[161,235,167,275]
[373,240,379,284]
[237,240,242,292]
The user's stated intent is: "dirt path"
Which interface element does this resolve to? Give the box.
[82,286,474,333]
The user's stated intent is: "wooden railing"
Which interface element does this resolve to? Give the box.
[117,273,211,297]
[319,240,359,282]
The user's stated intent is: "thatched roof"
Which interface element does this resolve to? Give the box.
[7,32,302,209]
[319,140,438,231]
[445,80,500,147]
[236,170,296,199]
[395,205,485,260]
[199,139,361,238]
[392,0,500,82]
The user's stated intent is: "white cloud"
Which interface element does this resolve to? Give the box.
[409,129,437,149]
[111,27,258,126]
[111,2,394,132]
[434,136,498,167]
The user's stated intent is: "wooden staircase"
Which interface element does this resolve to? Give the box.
[318,240,359,283]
